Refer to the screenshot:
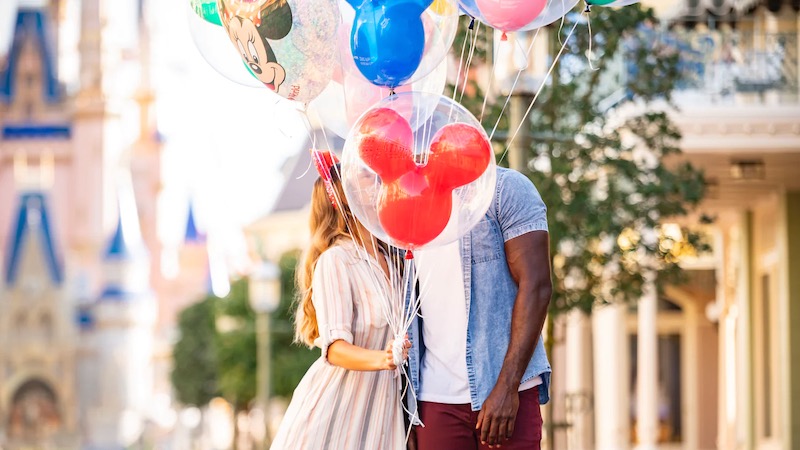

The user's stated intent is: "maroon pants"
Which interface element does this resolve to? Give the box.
[414,386,542,450]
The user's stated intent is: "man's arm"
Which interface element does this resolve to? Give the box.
[476,231,552,446]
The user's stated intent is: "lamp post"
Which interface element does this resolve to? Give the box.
[248,259,281,450]
[492,28,546,174]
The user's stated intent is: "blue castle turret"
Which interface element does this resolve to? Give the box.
[83,183,156,449]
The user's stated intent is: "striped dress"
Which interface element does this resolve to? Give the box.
[271,240,405,450]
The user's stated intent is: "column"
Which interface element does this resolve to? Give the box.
[635,273,658,450]
[780,192,800,450]
[735,212,754,449]
[592,303,630,450]
[565,310,593,450]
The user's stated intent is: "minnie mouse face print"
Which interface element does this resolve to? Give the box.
[219,0,292,92]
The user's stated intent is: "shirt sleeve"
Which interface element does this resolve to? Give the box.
[496,169,549,242]
[311,249,355,365]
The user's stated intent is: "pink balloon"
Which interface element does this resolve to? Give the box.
[475,0,547,33]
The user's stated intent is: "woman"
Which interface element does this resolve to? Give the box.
[270,162,409,450]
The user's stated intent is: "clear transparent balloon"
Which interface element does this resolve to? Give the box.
[186,3,265,88]
[341,92,497,251]
[308,57,449,139]
[337,0,459,88]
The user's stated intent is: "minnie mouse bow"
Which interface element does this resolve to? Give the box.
[311,149,340,208]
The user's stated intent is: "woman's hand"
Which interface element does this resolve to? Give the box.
[379,335,411,370]
[327,336,411,371]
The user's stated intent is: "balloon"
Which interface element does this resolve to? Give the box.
[341,0,458,88]
[460,0,577,32]
[521,0,579,31]
[187,3,264,87]
[341,92,496,251]
[308,55,448,139]
[474,0,546,35]
[345,0,431,87]
[191,0,222,25]
[217,0,340,103]
[602,0,639,6]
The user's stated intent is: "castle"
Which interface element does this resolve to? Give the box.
[0,1,211,448]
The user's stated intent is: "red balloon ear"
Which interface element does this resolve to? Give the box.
[357,108,415,182]
[425,123,492,191]
[378,178,452,249]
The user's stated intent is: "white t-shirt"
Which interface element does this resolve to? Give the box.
[415,241,541,405]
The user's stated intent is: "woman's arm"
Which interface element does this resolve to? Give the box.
[327,338,411,371]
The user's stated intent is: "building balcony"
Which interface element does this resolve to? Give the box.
[665,29,798,106]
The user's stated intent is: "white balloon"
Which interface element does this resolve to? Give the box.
[309,48,449,138]
[521,0,580,31]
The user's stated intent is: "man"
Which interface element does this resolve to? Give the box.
[408,167,552,449]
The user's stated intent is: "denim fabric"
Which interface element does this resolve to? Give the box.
[408,168,551,417]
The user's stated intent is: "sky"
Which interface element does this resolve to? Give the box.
[150,1,312,278]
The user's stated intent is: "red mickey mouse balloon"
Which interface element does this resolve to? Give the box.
[341,93,496,251]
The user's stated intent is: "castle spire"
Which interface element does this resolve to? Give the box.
[98,176,150,301]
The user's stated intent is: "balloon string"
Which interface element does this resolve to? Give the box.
[558,0,567,46]
[449,16,474,122]
[479,31,503,124]
[458,20,482,105]
[488,27,541,141]
[586,4,600,71]
[452,19,471,103]
[498,15,582,166]
[295,109,317,180]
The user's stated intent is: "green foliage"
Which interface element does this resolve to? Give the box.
[215,278,258,410]
[170,250,319,411]
[171,296,219,407]
[271,251,319,398]
[453,5,710,316]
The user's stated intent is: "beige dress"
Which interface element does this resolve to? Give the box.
[270,240,405,450]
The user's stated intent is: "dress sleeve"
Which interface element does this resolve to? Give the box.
[311,248,355,364]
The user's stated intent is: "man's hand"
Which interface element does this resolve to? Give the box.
[476,385,520,447]
[407,425,418,450]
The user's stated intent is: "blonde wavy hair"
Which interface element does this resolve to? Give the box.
[294,168,353,347]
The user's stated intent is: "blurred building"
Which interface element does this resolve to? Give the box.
[0,1,210,448]
[545,1,800,450]
[243,131,343,262]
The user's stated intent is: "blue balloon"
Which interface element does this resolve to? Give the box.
[347,0,433,88]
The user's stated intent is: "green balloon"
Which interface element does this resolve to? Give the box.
[191,0,222,26]
[587,0,617,5]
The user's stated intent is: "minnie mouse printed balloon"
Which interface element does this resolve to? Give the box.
[217,0,340,103]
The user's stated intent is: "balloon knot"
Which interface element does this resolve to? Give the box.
[468,17,475,30]
[389,88,396,96]
[405,250,414,260]
[501,32,508,41]
[584,2,592,13]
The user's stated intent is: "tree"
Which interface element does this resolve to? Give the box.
[453,3,708,322]
[451,4,709,446]
[171,296,219,408]
[214,278,257,449]
[271,251,319,398]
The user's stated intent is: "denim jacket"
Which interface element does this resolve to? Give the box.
[407,168,552,418]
